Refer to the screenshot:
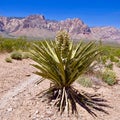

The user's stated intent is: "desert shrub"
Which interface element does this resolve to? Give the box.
[110,46,120,58]
[100,45,120,65]
[102,69,116,86]
[114,49,120,58]
[5,57,12,63]
[77,76,92,87]
[22,52,30,59]
[0,39,14,52]
[11,51,23,60]
[13,37,30,51]
[110,55,119,63]
[0,37,31,53]
[30,31,109,117]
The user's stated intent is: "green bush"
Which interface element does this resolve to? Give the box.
[77,76,92,87]
[0,37,31,53]
[13,37,30,51]
[0,39,14,52]
[5,57,12,63]
[22,52,30,59]
[110,56,119,63]
[11,51,23,60]
[102,69,117,85]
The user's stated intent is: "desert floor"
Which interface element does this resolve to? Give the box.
[0,53,120,120]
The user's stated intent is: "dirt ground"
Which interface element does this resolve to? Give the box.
[0,53,120,120]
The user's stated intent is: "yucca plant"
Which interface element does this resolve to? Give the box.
[30,31,110,117]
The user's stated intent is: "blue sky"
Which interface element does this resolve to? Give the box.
[0,0,120,28]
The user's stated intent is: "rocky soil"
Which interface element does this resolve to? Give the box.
[0,53,120,120]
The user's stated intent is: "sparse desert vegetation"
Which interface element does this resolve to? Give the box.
[1,0,120,119]
[0,32,120,120]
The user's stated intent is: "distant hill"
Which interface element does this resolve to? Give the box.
[0,14,120,43]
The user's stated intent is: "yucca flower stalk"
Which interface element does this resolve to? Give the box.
[30,31,110,117]
[55,30,70,59]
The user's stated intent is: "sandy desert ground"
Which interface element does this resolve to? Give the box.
[0,53,120,120]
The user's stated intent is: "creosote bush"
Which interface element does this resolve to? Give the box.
[0,39,14,52]
[77,76,93,87]
[5,57,12,63]
[102,69,117,86]
[30,30,110,117]
[0,37,31,53]
[22,52,30,59]
[11,51,23,60]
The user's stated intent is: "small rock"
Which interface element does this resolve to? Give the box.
[26,74,31,76]
[46,110,53,117]
[46,106,50,109]
[35,110,39,114]
[32,117,39,120]
[34,84,38,87]
[28,114,31,117]
[7,107,13,112]
[40,115,44,119]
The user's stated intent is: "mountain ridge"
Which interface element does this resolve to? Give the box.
[0,14,120,42]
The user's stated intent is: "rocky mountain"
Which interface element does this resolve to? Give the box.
[0,14,120,42]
